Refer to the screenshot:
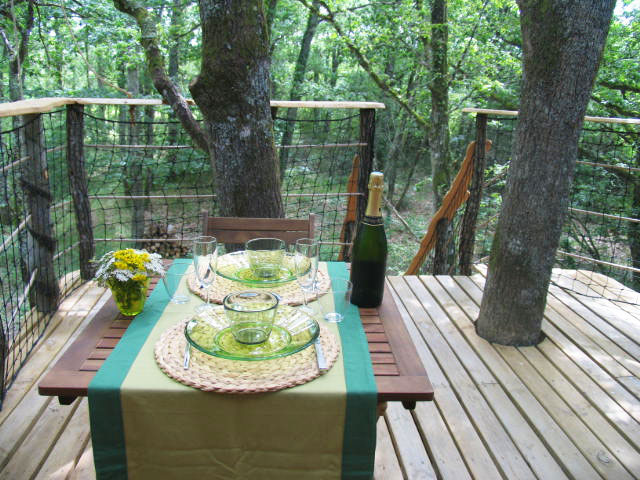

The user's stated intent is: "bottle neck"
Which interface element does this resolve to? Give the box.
[364,186,383,218]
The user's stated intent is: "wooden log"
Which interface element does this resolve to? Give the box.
[459,113,488,275]
[66,104,95,280]
[22,113,59,313]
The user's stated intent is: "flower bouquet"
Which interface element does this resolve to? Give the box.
[94,248,165,316]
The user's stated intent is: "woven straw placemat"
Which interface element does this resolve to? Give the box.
[154,318,340,394]
[187,269,331,306]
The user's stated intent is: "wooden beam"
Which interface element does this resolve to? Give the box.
[0,98,385,117]
[462,107,640,125]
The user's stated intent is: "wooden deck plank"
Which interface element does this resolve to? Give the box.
[450,275,602,479]
[573,269,640,310]
[5,269,640,479]
[412,400,472,480]
[35,399,91,479]
[554,274,640,345]
[1,398,82,479]
[538,321,640,434]
[524,345,640,474]
[548,284,640,377]
[0,288,109,470]
[0,282,94,424]
[429,275,573,480]
[499,345,635,479]
[413,276,544,480]
[465,272,640,474]
[385,402,436,479]
[0,388,52,469]
[473,267,640,380]
[545,288,636,380]
[373,415,404,479]
[461,274,640,427]
[67,440,96,480]
[387,277,505,480]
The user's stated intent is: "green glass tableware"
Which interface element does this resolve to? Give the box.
[216,251,300,286]
[184,304,319,361]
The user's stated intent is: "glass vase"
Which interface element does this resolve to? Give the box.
[108,279,148,316]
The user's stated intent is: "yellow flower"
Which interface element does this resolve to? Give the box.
[114,261,128,270]
[132,273,147,283]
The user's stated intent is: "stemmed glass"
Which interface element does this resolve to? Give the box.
[294,238,319,315]
[193,235,218,314]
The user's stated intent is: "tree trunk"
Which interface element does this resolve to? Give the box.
[476,0,616,346]
[429,0,450,209]
[166,0,182,169]
[124,66,146,245]
[429,0,452,273]
[278,0,321,178]
[190,1,283,218]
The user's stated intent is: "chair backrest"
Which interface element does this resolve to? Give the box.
[201,212,316,246]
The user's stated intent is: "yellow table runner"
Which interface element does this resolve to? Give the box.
[89,260,376,479]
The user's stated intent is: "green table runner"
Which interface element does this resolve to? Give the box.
[89,261,376,479]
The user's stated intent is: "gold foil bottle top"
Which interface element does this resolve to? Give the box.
[368,171,384,191]
[365,171,384,218]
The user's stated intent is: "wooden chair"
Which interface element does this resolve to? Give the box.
[200,212,316,247]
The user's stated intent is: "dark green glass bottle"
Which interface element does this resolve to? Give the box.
[350,171,388,307]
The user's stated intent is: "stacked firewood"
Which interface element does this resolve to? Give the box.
[140,222,190,258]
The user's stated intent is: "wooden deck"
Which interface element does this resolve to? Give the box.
[2,269,640,479]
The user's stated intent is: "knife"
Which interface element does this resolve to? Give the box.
[314,337,328,372]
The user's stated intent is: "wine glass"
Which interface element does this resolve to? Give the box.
[294,238,319,315]
[193,236,218,314]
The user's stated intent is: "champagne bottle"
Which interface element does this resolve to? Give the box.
[350,171,388,307]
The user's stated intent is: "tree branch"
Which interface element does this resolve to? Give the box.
[60,0,131,97]
[0,26,14,54]
[112,0,209,153]
[598,79,640,95]
[296,0,429,130]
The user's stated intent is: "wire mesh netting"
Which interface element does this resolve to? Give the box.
[467,114,640,303]
[0,102,368,407]
[1,112,81,406]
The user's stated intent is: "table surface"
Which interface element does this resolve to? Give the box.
[39,267,434,408]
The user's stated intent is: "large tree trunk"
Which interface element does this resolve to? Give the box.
[114,0,283,218]
[476,0,615,346]
[190,1,283,218]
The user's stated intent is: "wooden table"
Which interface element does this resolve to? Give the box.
[39,272,433,408]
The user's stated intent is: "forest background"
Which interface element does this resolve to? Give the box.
[1,0,639,275]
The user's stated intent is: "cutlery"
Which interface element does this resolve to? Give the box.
[314,337,328,372]
[183,342,191,369]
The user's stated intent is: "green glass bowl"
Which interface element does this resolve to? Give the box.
[184,304,319,361]
[216,251,301,286]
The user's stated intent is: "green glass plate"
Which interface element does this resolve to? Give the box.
[184,305,319,361]
[216,251,301,286]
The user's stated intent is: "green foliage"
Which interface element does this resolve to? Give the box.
[0,0,638,279]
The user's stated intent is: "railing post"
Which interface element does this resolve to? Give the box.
[22,113,59,313]
[67,104,95,280]
[459,113,488,275]
[357,108,376,226]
